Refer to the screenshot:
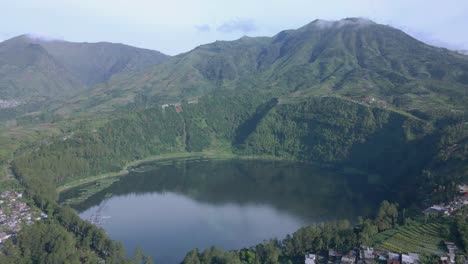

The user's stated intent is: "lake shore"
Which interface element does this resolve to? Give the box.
[56,150,282,193]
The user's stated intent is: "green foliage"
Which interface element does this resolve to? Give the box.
[182,220,357,264]
[0,221,80,264]
[53,18,468,116]
[375,200,399,231]
[0,35,168,100]
[454,208,468,252]
[418,120,467,204]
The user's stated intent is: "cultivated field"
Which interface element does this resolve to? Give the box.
[372,219,452,255]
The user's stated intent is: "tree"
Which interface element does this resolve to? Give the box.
[375,200,398,231]
[143,255,154,264]
[134,246,144,264]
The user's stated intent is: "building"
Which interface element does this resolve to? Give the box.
[360,246,375,263]
[437,253,449,263]
[401,253,419,264]
[423,205,449,216]
[444,241,458,253]
[0,233,11,243]
[387,252,400,264]
[342,250,357,263]
[305,253,316,264]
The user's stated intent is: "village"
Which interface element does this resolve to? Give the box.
[0,191,47,247]
[305,241,460,264]
[423,185,468,217]
[305,184,468,264]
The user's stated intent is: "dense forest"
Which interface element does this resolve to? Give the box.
[12,93,466,207]
[4,92,464,263]
[0,17,467,264]
[0,199,154,263]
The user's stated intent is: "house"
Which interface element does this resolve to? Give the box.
[175,104,183,113]
[423,205,449,216]
[305,253,316,264]
[342,250,357,263]
[437,254,449,264]
[361,246,375,262]
[444,241,458,253]
[387,252,400,264]
[401,253,419,264]
[447,253,455,264]
[187,98,198,104]
[0,232,11,243]
[458,184,468,195]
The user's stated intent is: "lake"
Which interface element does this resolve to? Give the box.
[60,158,387,264]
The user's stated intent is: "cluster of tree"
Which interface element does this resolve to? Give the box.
[181,201,400,264]
[417,119,468,204]
[0,202,154,264]
[12,94,465,208]
[455,207,468,252]
[6,92,266,263]
[12,92,266,200]
[7,93,466,263]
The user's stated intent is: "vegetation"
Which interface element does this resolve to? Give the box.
[0,35,168,100]
[47,18,468,117]
[371,219,452,254]
[0,18,466,263]
[180,201,462,264]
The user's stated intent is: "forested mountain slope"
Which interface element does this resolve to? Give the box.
[2,18,467,263]
[12,93,466,207]
[0,35,169,100]
[59,18,468,117]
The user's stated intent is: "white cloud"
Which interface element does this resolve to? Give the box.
[195,24,211,32]
[216,18,257,33]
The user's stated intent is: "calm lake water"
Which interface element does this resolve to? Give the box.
[60,159,387,264]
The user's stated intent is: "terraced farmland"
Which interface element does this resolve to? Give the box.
[371,219,453,255]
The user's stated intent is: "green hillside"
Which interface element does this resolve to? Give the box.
[1,18,467,264]
[0,35,169,100]
[12,93,466,206]
[54,18,468,117]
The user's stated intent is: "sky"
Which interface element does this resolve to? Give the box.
[2,0,468,55]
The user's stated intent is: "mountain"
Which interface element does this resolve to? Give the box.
[71,18,467,117]
[2,18,467,264]
[0,35,169,100]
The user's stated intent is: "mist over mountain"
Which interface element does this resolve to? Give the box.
[0,35,169,100]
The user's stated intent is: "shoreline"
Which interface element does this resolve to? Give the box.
[56,150,282,193]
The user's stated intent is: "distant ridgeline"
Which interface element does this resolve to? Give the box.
[12,92,466,209]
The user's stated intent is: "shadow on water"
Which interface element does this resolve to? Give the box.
[61,159,388,222]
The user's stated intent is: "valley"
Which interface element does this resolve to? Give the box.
[0,17,466,264]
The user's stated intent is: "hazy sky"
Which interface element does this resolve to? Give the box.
[2,0,468,55]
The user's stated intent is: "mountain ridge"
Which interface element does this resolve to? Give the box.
[58,18,466,117]
[0,35,170,100]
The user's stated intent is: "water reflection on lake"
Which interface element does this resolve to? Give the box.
[61,159,387,264]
